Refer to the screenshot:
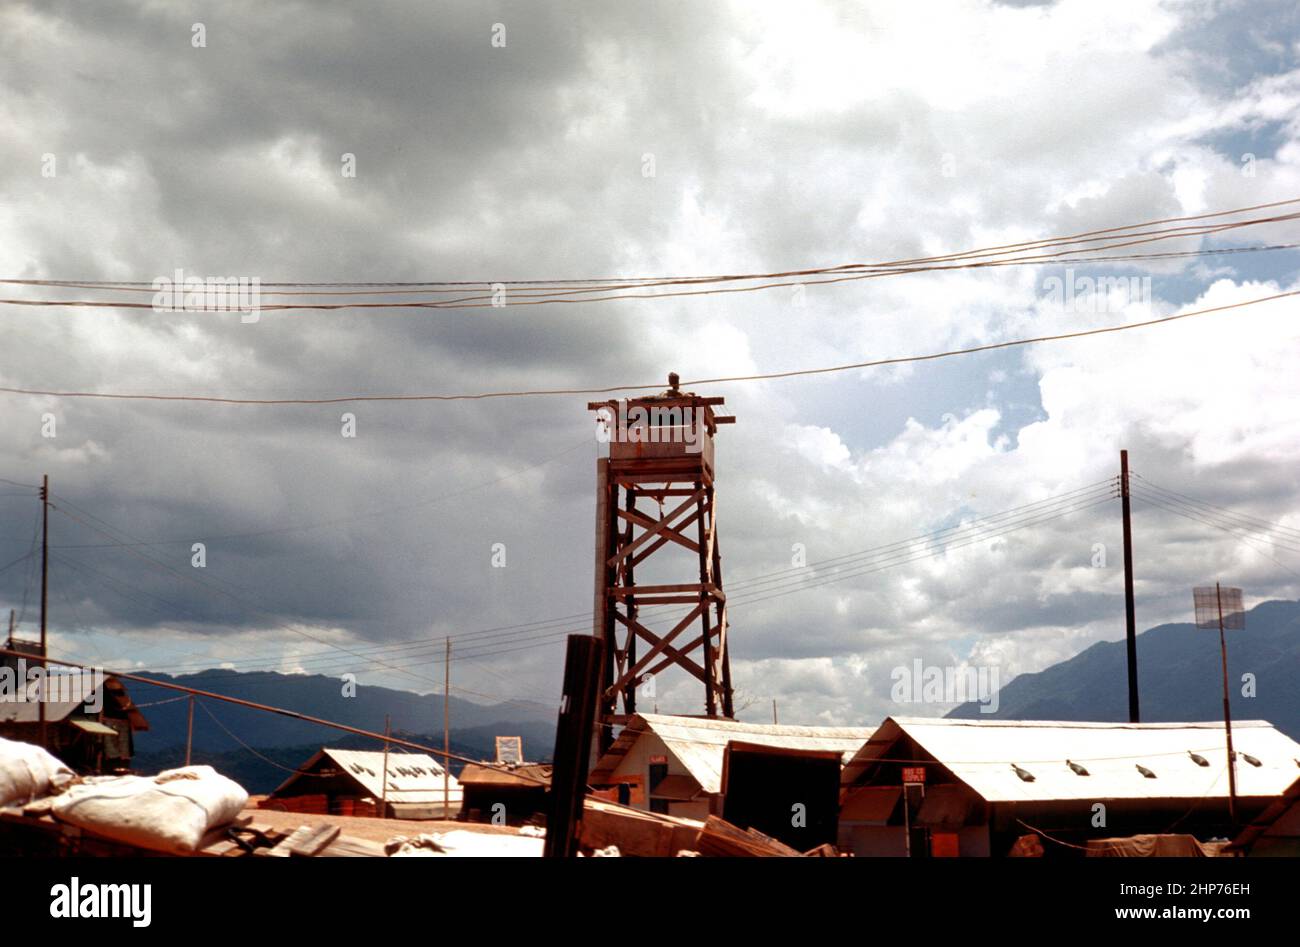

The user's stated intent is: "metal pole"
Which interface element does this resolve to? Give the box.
[1217,582,1238,824]
[381,714,391,820]
[185,695,195,766]
[1120,451,1139,722]
[39,474,49,747]
[772,698,778,725]
[443,637,450,820]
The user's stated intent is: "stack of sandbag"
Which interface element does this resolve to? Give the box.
[0,736,74,807]
[51,765,248,854]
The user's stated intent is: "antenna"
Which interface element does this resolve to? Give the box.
[1192,583,1245,825]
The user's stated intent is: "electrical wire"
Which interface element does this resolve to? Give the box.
[3,286,1296,406]
[5,197,1299,306]
[1132,474,1300,542]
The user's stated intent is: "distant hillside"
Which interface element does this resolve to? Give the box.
[947,599,1300,739]
[125,669,556,792]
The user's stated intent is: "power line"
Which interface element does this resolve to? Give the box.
[2,288,1295,407]
[5,197,1299,302]
[1132,474,1300,542]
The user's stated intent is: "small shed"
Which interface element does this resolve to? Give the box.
[589,713,873,822]
[264,748,462,819]
[457,762,552,825]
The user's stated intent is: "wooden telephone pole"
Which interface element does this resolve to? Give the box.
[38,474,49,747]
[443,637,450,818]
[1120,451,1139,722]
[185,695,195,765]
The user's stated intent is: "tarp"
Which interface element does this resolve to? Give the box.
[1086,834,1223,857]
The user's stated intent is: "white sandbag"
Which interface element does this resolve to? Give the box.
[51,765,248,854]
[0,736,74,806]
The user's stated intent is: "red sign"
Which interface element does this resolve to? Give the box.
[901,766,927,784]
[649,755,668,765]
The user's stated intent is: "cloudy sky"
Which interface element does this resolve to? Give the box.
[2,0,1299,727]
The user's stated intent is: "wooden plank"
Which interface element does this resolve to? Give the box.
[609,583,706,596]
[289,822,341,857]
[695,816,801,857]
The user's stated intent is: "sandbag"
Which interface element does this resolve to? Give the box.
[51,765,248,854]
[0,736,74,806]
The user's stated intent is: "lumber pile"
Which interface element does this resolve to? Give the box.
[694,815,804,857]
[580,798,703,857]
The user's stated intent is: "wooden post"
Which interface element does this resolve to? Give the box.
[1216,583,1238,824]
[381,714,391,820]
[185,695,195,766]
[1120,450,1139,723]
[443,637,451,820]
[38,474,48,748]
[544,634,604,858]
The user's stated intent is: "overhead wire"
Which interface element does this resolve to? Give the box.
[2,287,1297,406]
[5,197,1299,307]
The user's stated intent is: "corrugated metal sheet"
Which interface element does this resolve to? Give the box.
[843,717,1300,803]
[593,713,874,795]
[457,762,551,788]
[321,749,462,805]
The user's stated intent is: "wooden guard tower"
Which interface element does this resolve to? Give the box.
[589,374,736,752]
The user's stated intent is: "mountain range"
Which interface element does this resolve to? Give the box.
[947,599,1300,739]
[121,599,1300,792]
[127,669,556,792]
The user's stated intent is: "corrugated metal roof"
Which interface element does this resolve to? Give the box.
[592,713,874,795]
[843,717,1300,803]
[458,762,552,788]
[320,749,461,804]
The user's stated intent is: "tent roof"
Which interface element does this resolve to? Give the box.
[272,747,461,804]
[843,717,1300,803]
[591,713,874,795]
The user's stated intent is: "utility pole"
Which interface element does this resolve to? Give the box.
[772,698,778,725]
[1120,451,1139,722]
[1215,583,1239,824]
[381,714,391,820]
[6,609,13,643]
[185,695,195,766]
[1193,583,1244,828]
[443,637,451,820]
[39,474,49,747]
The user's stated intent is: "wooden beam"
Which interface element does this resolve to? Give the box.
[608,606,707,694]
[617,506,700,554]
[606,489,704,567]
